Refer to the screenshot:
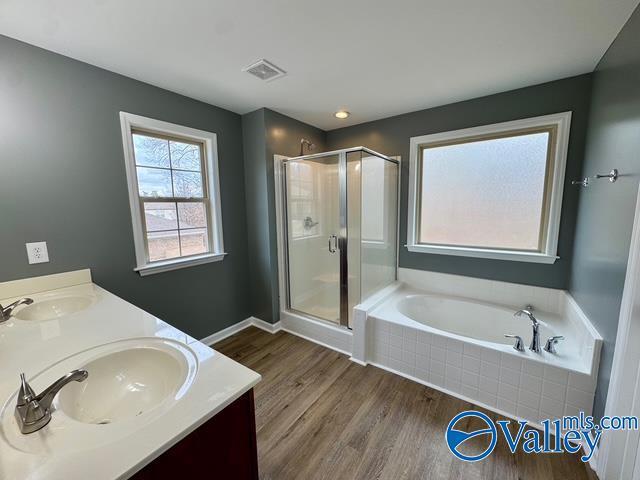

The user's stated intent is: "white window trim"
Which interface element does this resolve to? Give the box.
[119,112,226,276]
[407,111,572,264]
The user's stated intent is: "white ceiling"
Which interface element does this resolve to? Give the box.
[1,0,638,130]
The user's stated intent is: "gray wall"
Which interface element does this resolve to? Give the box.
[327,74,593,289]
[569,5,640,420]
[242,108,326,323]
[242,110,271,322]
[0,35,251,339]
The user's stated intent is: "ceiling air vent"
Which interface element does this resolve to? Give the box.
[243,59,286,82]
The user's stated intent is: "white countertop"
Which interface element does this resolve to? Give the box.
[0,270,261,480]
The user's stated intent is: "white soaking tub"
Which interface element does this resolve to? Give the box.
[396,294,561,348]
[355,270,603,429]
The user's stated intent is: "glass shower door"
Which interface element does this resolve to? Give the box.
[284,155,341,324]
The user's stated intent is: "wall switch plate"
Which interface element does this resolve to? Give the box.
[26,242,49,264]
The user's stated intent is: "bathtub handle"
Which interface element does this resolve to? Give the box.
[544,335,565,354]
[504,334,525,352]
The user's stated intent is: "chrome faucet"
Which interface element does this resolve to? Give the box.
[504,334,525,352]
[544,335,565,354]
[1,298,33,322]
[15,370,88,434]
[514,308,541,353]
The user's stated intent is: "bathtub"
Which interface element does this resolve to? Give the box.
[353,269,602,428]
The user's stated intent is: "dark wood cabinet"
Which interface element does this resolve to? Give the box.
[131,389,258,479]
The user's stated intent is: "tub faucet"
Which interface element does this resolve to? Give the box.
[544,335,565,354]
[0,298,33,322]
[514,309,541,353]
[15,370,88,434]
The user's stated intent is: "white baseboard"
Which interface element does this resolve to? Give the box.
[200,312,353,360]
[200,318,253,345]
[349,357,367,366]
[201,317,281,345]
[202,311,354,361]
[250,316,282,334]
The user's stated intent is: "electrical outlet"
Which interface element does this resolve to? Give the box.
[26,242,49,264]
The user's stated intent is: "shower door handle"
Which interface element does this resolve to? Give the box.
[328,235,338,253]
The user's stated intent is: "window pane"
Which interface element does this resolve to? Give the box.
[178,202,207,229]
[147,230,180,261]
[137,167,173,197]
[170,141,201,171]
[133,134,170,168]
[179,228,209,256]
[173,170,204,198]
[144,202,178,231]
[420,131,549,251]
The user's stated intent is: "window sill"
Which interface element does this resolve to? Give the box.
[405,244,558,264]
[135,252,227,276]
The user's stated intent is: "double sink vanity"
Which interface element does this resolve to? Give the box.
[0,270,261,479]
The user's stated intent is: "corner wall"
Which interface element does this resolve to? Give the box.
[569,5,640,420]
[242,108,326,323]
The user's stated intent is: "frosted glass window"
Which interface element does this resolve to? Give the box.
[408,112,571,263]
[419,130,552,251]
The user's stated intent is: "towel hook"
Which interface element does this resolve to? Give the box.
[572,169,618,187]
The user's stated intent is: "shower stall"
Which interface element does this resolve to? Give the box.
[277,147,399,328]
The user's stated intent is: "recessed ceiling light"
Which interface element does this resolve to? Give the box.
[334,110,350,119]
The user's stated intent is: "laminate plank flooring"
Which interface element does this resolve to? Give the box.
[215,327,598,480]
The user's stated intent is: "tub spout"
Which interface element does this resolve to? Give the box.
[514,309,541,353]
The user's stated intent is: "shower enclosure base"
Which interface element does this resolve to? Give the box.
[279,309,353,356]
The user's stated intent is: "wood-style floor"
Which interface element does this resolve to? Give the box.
[214,327,598,480]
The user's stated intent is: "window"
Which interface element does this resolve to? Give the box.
[407,112,571,264]
[120,112,225,275]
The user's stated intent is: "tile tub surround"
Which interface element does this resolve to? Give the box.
[354,269,602,430]
[0,271,261,480]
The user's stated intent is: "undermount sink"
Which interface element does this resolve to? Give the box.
[14,295,95,321]
[0,338,198,454]
[57,347,188,424]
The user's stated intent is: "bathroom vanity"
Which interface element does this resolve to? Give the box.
[131,390,258,479]
[0,270,261,479]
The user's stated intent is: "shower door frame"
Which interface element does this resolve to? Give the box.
[277,147,399,328]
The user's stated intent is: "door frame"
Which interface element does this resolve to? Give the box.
[274,154,289,317]
[274,154,349,327]
[274,149,400,329]
[596,185,640,479]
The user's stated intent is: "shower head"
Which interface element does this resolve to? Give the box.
[300,138,315,156]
